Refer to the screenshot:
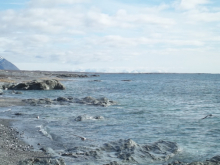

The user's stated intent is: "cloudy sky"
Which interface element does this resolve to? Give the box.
[0,0,220,73]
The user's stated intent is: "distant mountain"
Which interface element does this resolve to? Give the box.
[0,56,19,70]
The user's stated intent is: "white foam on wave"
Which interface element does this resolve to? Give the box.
[36,125,53,140]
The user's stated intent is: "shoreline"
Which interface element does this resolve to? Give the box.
[0,70,72,165]
[0,118,50,165]
[0,70,220,165]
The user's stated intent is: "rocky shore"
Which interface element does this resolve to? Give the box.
[0,119,66,165]
[1,70,220,165]
[0,70,96,165]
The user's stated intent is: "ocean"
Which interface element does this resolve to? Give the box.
[1,73,220,165]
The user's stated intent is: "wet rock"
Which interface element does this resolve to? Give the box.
[0,89,3,95]
[15,113,23,116]
[94,116,105,120]
[209,155,220,163]
[23,97,72,106]
[75,115,87,121]
[67,96,73,100]
[85,150,100,159]
[103,161,121,165]
[23,96,116,107]
[39,147,59,156]
[2,83,10,90]
[18,158,66,165]
[167,155,220,165]
[11,90,22,94]
[57,97,69,102]
[102,139,178,163]
[55,74,88,78]
[91,75,100,77]
[75,115,104,121]
[8,79,65,90]
[23,98,53,106]
[168,160,186,165]
[64,139,178,164]
[74,96,116,107]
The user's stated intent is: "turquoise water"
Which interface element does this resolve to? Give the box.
[1,73,220,164]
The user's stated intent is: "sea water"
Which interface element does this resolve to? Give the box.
[1,73,220,164]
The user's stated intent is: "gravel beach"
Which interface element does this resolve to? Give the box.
[0,118,49,165]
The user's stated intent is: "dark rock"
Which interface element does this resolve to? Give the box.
[75,115,87,121]
[167,155,220,165]
[39,147,59,156]
[74,96,116,107]
[64,139,178,164]
[15,113,23,116]
[18,158,66,165]
[67,96,73,100]
[23,96,115,107]
[102,139,178,163]
[91,74,100,77]
[55,74,88,78]
[8,79,65,90]
[103,161,121,165]
[57,97,69,102]
[94,116,105,120]
[23,98,53,106]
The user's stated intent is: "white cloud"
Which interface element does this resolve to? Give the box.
[179,0,210,10]
[29,0,89,7]
[185,10,220,22]
[0,0,219,73]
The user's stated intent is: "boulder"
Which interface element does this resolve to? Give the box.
[8,79,65,90]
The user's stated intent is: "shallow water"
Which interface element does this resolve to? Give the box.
[1,73,220,164]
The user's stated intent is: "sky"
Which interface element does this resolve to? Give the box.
[0,0,220,73]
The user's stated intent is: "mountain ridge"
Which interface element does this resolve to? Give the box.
[0,56,19,70]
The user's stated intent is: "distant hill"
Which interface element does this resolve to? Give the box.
[0,56,19,70]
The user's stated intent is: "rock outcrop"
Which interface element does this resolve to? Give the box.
[23,96,116,107]
[74,96,116,107]
[101,139,178,163]
[168,155,220,165]
[53,73,99,78]
[55,74,88,78]
[7,79,65,90]
[18,158,66,165]
[64,139,178,164]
